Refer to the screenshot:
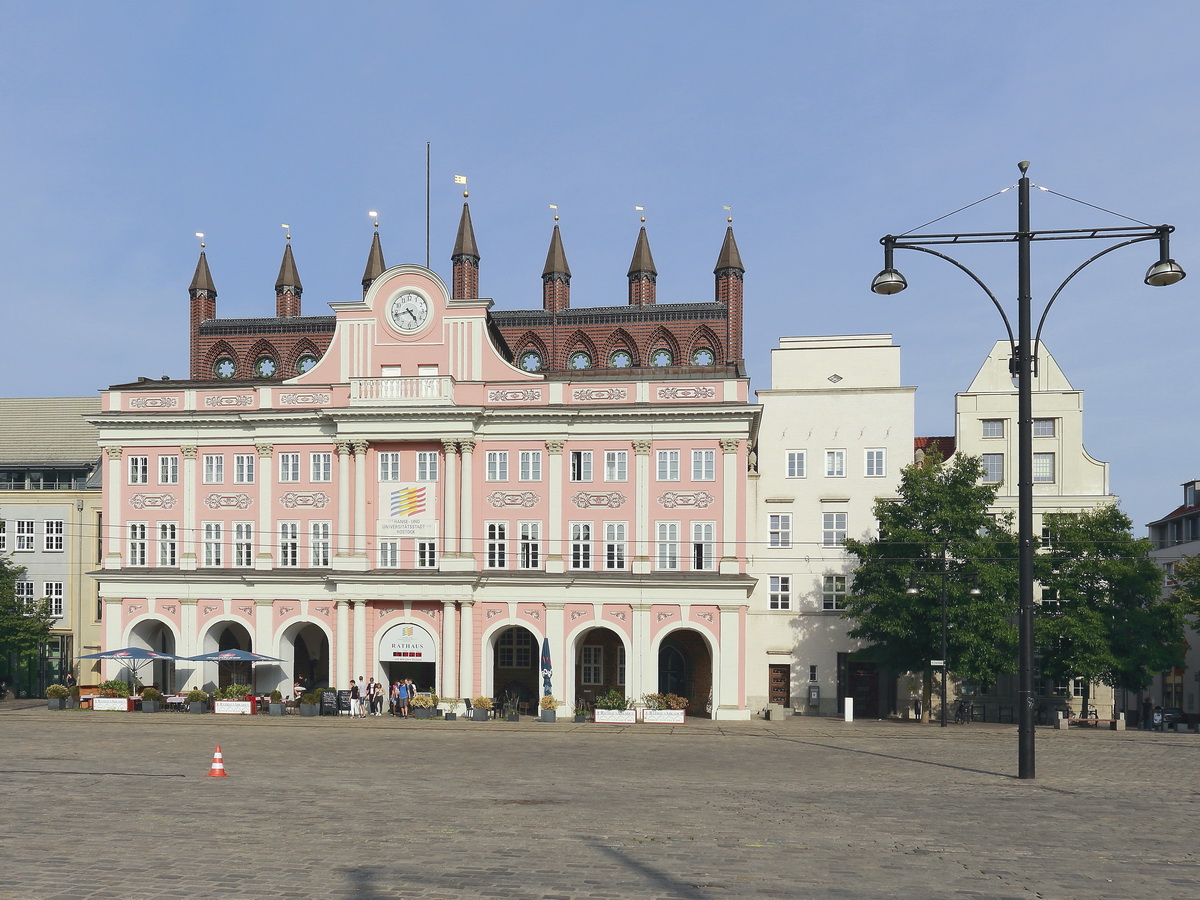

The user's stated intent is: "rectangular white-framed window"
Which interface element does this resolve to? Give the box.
[128,522,147,566]
[691,521,715,570]
[278,453,300,483]
[158,454,179,485]
[378,541,399,568]
[416,451,439,482]
[158,522,177,567]
[519,450,542,482]
[43,582,64,618]
[233,454,255,484]
[656,449,680,481]
[203,454,224,484]
[824,449,846,478]
[378,452,401,482]
[309,521,331,567]
[498,628,534,668]
[570,450,593,482]
[233,522,254,567]
[16,520,35,551]
[656,521,679,570]
[982,419,1005,438]
[1033,418,1057,437]
[486,451,508,482]
[570,522,592,570]
[43,520,64,552]
[604,522,627,570]
[518,521,541,569]
[617,644,626,685]
[129,456,149,485]
[769,575,791,610]
[310,452,333,483]
[768,514,792,549]
[278,521,299,567]
[1072,678,1086,698]
[202,522,223,567]
[417,540,437,568]
[15,580,34,611]
[692,449,715,481]
[0,520,6,551]
[786,450,806,478]
[604,450,628,482]
[981,453,1004,484]
[1033,452,1055,483]
[865,449,886,478]
[822,512,847,547]
[822,574,848,610]
[581,645,603,685]
[486,522,507,568]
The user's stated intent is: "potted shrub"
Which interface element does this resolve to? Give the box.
[502,696,520,722]
[45,683,69,710]
[572,701,589,724]
[410,693,435,719]
[95,679,135,711]
[140,686,163,713]
[187,689,210,714]
[641,692,688,724]
[471,696,492,721]
[299,691,321,717]
[269,689,287,716]
[539,695,560,723]
[593,689,635,724]
[213,683,255,715]
[69,685,81,709]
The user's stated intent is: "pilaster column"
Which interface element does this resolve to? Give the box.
[179,445,198,570]
[719,438,741,575]
[335,599,350,688]
[335,440,352,562]
[630,605,651,703]
[352,439,369,557]
[255,442,274,569]
[353,596,367,681]
[459,599,475,698]
[440,600,458,699]
[103,446,123,568]
[458,440,476,561]
[632,440,652,574]
[716,606,744,718]
[441,440,459,556]
[545,440,565,574]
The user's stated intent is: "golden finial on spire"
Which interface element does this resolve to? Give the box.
[369,210,379,228]
[195,231,205,249]
[635,205,645,223]
[549,203,559,222]
[724,205,733,224]
[281,223,291,241]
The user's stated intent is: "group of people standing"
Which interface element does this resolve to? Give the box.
[348,676,418,718]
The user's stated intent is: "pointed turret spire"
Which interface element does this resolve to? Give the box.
[714,221,745,366]
[542,222,571,312]
[627,225,657,305]
[451,199,480,300]
[275,238,302,317]
[361,229,386,295]
[189,246,217,380]
[189,249,217,296]
[713,225,744,274]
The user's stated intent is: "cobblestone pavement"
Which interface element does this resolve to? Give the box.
[2,706,1198,899]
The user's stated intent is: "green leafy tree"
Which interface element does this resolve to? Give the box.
[843,450,1019,718]
[0,555,54,687]
[1036,506,1179,710]
[1168,553,1200,620]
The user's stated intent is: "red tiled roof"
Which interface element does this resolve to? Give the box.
[914,436,956,459]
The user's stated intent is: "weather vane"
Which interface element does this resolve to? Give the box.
[281,223,291,241]
[369,210,379,228]
[455,174,468,198]
[195,231,205,249]
[635,205,645,224]
[549,203,559,222]
[724,205,733,224]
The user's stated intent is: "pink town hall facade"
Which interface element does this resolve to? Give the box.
[92,262,758,718]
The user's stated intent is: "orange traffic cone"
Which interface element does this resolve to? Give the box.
[207,745,229,777]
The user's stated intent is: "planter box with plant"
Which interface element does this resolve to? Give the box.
[640,693,688,724]
[269,689,286,716]
[471,696,492,721]
[593,689,636,724]
[187,689,210,713]
[213,683,256,715]
[140,687,163,713]
[45,684,69,710]
[299,691,320,716]
[410,693,435,718]
[539,695,560,723]
[93,679,135,711]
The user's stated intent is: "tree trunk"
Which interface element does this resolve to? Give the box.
[923,669,933,724]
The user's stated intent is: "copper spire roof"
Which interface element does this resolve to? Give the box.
[189,250,216,295]
[361,230,387,289]
[452,202,480,260]
[627,225,657,276]
[714,225,744,273]
[275,242,302,291]
[542,223,571,278]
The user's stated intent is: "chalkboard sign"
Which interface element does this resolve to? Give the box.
[319,689,337,716]
[336,689,351,714]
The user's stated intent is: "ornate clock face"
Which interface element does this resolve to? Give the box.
[389,291,430,332]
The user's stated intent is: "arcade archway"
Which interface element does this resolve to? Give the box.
[658,629,713,718]
[377,621,438,694]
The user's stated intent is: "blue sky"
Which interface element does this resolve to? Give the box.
[1,2,1197,531]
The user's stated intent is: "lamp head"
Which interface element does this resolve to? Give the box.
[1145,258,1186,287]
[871,267,908,295]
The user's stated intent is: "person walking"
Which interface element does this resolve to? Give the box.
[1142,696,1154,731]
[349,678,361,718]
[397,678,411,719]
[389,680,400,717]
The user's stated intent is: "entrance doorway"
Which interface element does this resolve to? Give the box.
[128,619,177,691]
[769,664,791,706]
[658,630,713,717]
[574,627,625,710]
[378,622,438,695]
[281,622,329,691]
[492,626,538,708]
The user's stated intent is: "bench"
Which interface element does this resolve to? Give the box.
[1055,716,1124,731]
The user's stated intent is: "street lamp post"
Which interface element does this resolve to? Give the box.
[874,162,1184,779]
[907,541,981,728]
